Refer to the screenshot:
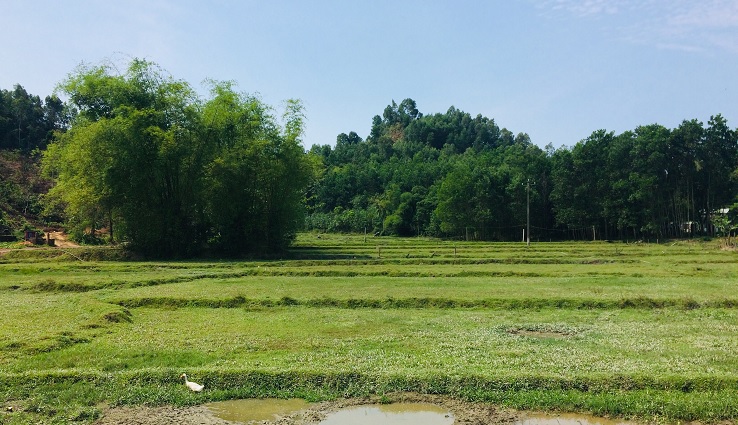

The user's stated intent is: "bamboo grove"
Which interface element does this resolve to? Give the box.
[40,60,315,257]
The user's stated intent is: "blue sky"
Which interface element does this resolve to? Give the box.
[2,0,737,149]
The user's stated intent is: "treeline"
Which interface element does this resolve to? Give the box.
[39,60,315,257]
[3,70,737,252]
[307,99,738,241]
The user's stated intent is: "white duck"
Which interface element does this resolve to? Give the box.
[180,373,204,392]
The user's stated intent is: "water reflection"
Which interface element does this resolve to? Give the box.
[206,398,313,422]
[319,403,454,425]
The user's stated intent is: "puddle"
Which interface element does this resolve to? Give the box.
[205,398,313,423]
[517,412,635,425]
[319,403,454,425]
[204,397,631,425]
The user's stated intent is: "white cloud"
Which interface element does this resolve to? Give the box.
[536,0,738,53]
[667,0,738,29]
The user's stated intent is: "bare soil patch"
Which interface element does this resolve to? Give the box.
[48,231,80,248]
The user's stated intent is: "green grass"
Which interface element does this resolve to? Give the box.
[1,234,737,423]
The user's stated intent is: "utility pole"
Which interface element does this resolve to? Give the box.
[526,179,531,246]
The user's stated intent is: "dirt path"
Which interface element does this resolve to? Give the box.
[0,231,79,257]
[95,394,521,425]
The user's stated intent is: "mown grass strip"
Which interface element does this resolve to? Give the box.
[16,269,578,293]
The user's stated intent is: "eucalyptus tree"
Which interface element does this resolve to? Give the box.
[550,130,613,237]
[667,119,703,233]
[629,124,671,237]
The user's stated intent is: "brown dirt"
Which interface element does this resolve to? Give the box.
[47,230,80,248]
[94,393,522,425]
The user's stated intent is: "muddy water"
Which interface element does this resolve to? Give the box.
[517,412,635,425]
[319,403,454,425]
[205,398,313,422]
[204,397,632,425]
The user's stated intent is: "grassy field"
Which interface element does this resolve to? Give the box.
[1,234,737,424]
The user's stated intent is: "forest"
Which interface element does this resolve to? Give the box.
[1,59,737,257]
[307,100,738,242]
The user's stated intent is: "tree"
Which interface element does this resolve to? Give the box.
[433,153,508,238]
[666,119,703,236]
[711,207,738,246]
[550,130,612,235]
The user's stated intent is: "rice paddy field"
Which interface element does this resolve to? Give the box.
[1,234,737,424]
